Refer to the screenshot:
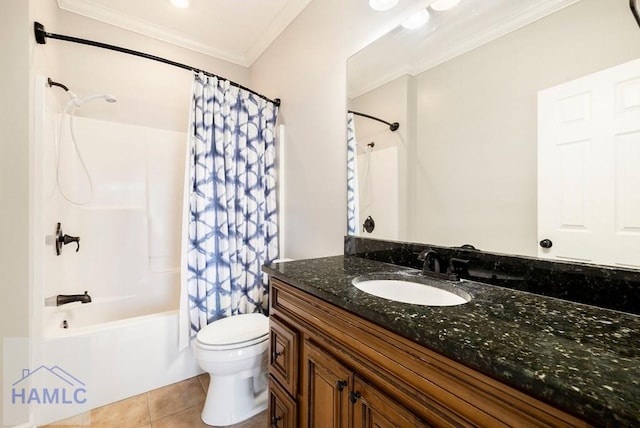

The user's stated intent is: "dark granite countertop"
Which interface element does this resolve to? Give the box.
[263,255,640,427]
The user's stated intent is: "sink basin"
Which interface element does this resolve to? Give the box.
[352,274,471,306]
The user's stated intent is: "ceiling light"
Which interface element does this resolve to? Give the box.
[401,8,431,29]
[430,0,461,11]
[169,0,190,9]
[369,0,399,12]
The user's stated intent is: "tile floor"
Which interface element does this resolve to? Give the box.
[42,374,267,428]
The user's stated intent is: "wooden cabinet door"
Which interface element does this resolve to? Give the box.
[351,374,430,428]
[303,340,352,428]
[270,315,299,396]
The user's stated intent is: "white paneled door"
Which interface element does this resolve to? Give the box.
[538,58,640,268]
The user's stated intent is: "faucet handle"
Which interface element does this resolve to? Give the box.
[448,258,470,277]
[55,222,80,255]
[418,249,441,274]
[417,249,434,261]
[62,234,80,252]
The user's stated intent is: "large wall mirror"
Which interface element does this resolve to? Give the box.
[347,0,640,267]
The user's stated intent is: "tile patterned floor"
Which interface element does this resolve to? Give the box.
[42,374,267,428]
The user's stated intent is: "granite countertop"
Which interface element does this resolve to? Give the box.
[263,255,640,427]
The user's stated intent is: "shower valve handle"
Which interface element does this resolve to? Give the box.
[55,222,81,255]
[63,234,81,252]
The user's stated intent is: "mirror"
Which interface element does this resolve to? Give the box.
[347,0,640,266]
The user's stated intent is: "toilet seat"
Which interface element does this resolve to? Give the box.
[196,313,269,350]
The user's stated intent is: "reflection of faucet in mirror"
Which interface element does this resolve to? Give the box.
[347,0,640,269]
[417,249,461,281]
[418,249,440,275]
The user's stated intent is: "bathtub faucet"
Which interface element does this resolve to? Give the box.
[56,291,92,306]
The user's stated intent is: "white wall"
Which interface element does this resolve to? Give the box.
[250,0,426,259]
[0,0,31,425]
[356,147,399,239]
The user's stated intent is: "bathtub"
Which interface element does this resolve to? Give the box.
[35,304,201,426]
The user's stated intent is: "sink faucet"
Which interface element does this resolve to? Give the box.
[417,249,441,275]
[447,258,470,278]
[417,250,460,281]
[56,291,92,306]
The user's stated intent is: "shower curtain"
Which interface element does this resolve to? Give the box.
[179,73,278,348]
[347,112,360,235]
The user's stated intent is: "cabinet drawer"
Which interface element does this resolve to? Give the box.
[269,315,298,396]
[269,376,298,428]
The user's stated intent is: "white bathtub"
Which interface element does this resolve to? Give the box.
[35,305,201,426]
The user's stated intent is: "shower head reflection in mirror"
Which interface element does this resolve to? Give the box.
[49,79,118,205]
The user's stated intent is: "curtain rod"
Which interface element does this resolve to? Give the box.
[348,110,399,132]
[33,22,281,107]
[631,0,640,28]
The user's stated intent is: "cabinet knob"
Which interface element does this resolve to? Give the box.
[270,415,282,427]
[336,380,347,391]
[539,239,553,249]
[272,350,283,360]
[349,391,361,403]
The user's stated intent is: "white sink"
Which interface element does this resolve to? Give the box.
[352,275,471,306]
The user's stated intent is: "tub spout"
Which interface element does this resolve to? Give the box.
[56,291,92,306]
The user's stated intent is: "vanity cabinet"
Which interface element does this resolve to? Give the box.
[267,277,590,427]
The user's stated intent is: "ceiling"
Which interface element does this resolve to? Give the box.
[57,0,313,67]
[348,0,583,98]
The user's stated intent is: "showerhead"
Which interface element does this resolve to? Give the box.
[75,94,118,106]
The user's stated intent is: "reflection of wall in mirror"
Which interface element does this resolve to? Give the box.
[349,0,640,258]
[357,146,399,239]
[349,74,414,240]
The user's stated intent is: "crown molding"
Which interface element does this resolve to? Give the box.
[245,0,312,65]
[349,0,582,98]
[409,0,582,77]
[56,0,271,67]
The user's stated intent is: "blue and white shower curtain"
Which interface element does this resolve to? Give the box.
[179,73,278,348]
[347,112,359,235]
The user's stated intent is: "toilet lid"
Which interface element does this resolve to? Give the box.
[196,313,269,346]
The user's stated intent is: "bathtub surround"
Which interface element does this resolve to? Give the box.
[32,81,200,426]
[345,236,640,315]
[180,73,279,349]
[42,111,186,316]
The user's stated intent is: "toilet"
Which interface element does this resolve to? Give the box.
[194,313,269,426]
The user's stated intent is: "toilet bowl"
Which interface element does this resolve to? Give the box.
[195,313,269,426]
